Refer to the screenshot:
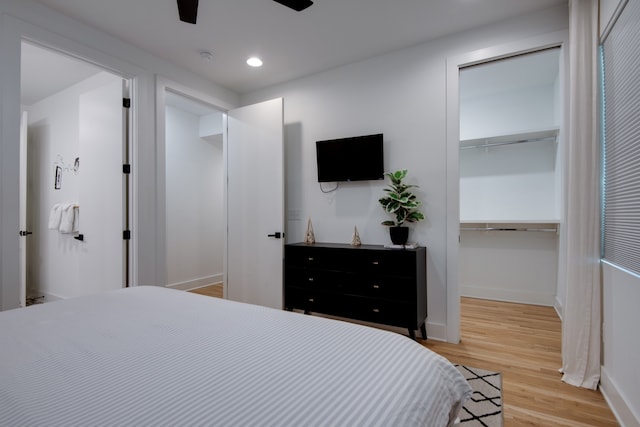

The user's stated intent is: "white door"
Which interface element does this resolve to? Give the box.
[226,98,284,309]
[77,79,126,293]
[19,111,28,307]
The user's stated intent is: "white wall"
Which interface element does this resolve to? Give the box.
[459,230,559,306]
[240,6,569,340]
[199,112,224,138]
[460,85,559,141]
[599,1,640,426]
[0,0,240,310]
[165,106,224,289]
[459,141,559,221]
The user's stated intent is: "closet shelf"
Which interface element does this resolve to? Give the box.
[460,220,560,233]
[460,219,560,224]
[459,128,559,150]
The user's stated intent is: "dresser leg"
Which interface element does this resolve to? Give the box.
[408,329,416,340]
[420,323,427,340]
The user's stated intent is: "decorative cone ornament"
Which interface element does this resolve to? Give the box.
[351,226,362,246]
[304,218,316,245]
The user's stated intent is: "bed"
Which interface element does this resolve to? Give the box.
[0,286,471,426]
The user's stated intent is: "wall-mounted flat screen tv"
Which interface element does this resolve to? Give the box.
[316,133,384,182]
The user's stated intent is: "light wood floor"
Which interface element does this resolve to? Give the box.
[189,283,223,298]
[424,298,618,426]
[189,286,618,426]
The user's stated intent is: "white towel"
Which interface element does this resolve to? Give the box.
[72,207,79,233]
[48,204,63,230]
[59,203,78,234]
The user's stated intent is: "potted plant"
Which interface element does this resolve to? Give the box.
[378,169,425,245]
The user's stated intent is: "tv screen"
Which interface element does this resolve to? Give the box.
[316,134,384,182]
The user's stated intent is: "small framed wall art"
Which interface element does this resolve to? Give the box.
[54,166,62,190]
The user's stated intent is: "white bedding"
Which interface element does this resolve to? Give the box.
[0,286,471,426]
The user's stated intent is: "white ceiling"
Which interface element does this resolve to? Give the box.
[21,42,102,106]
[165,90,220,116]
[31,0,567,95]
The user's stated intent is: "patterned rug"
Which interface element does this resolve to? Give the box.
[456,365,503,427]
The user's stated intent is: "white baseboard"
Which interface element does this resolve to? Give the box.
[425,321,447,342]
[554,295,564,321]
[600,367,640,427]
[36,291,64,302]
[461,285,555,306]
[167,274,223,291]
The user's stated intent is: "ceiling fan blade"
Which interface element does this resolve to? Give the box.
[177,0,198,24]
[273,0,313,12]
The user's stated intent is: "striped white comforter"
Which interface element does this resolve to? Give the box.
[0,286,471,426]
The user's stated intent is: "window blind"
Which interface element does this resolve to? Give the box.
[601,0,640,275]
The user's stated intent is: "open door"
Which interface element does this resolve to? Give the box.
[77,77,127,294]
[226,98,284,309]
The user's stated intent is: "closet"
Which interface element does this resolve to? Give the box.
[459,48,562,306]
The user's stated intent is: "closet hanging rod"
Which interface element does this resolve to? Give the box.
[460,226,558,232]
[459,135,557,150]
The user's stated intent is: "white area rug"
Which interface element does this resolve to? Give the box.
[456,365,503,427]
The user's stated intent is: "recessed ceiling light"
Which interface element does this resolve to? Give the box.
[247,57,263,67]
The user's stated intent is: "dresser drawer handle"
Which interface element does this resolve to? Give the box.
[372,308,380,313]
[372,261,379,265]
[308,298,315,303]
[308,277,314,282]
[372,284,380,289]
[308,257,314,261]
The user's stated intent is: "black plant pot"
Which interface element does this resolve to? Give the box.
[389,226,409,245]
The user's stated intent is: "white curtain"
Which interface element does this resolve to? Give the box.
[561,0,600,390]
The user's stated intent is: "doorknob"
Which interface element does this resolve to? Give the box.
[267,232,283,239]
[19,230,33,236]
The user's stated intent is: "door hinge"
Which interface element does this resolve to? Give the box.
[123,98,131,108]
[123,230,131,240]
[123,164,131,174]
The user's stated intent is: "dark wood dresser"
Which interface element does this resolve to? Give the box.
[284,242,427,339]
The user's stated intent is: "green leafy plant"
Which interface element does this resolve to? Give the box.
[378,169,425,227]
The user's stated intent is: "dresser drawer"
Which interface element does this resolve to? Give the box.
[285,287,347,315]
[352,250,417,276]
[285,267,350,292]
[349,275,415,301]
[347,297,414,328]
[285,246,346,270]
[286,267,414,301]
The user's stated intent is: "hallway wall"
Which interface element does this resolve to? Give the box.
[165,105,224,289]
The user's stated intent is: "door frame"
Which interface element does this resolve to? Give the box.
[20,40,135,298]
[0,11,145,309]
[155,78,235,293]
[445,30,569,343]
